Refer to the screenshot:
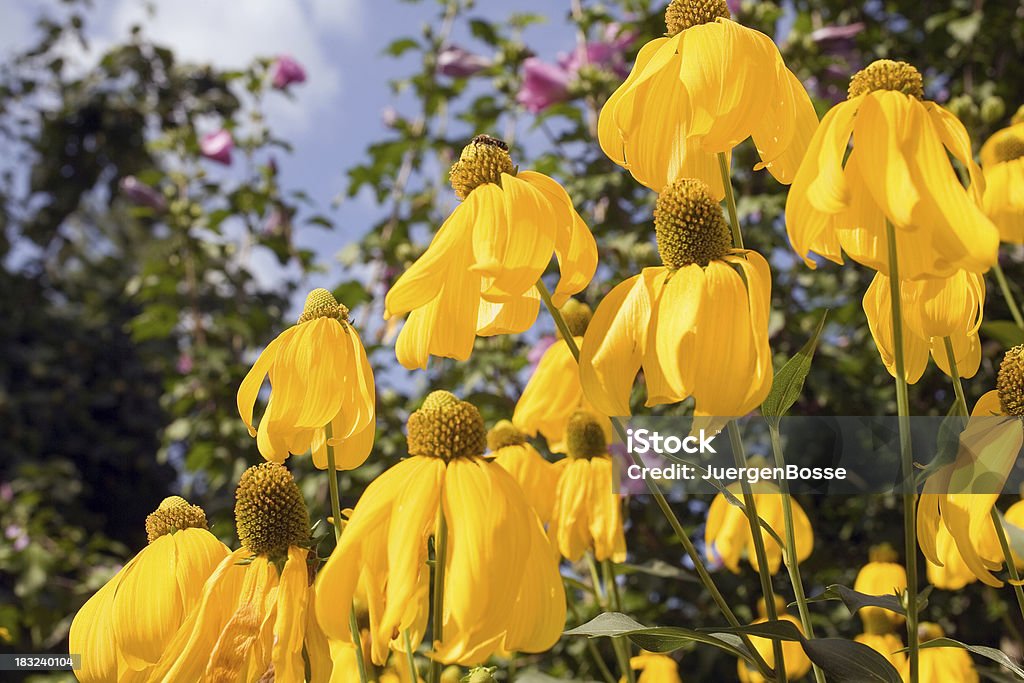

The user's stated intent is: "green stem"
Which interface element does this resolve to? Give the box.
[991,508,1024,637]
[728,421,786,683]
[586,554,634,683]
[508,652,518,682]
[326,425,372,683]
[604,559,636,683]
[768,424,826,683]
[429,505,449,683]
[403,630,418,683]
[993,262,1024,330]
[943,337,968,419]
[567,596,617,683]
[717,152,744,250]
[884,220,918,683]
[537,280,775,680]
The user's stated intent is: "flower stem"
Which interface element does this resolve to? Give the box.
[567,593,617,683]
[728,421,786,683]
[604,559,636,683]
[942,337,968,418]
[537,279,775,680]
[717,152,744,250]
[768,423,826,683]
[403,630,418,683]
[326,426,373,683]
[587,554,634,683]
[993,262,1024,330]
[990,508,1024,631]
[884,220,918,683]
[429,505,449,683]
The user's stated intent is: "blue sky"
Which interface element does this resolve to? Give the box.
[2,0,581,282]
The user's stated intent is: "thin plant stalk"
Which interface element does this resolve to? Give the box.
[768,423,827,683]
[993,262,1024,330]
[728,421,787,683]
[537,280,776,680]
[429,508,449,683]
[603,559,635,683]
[884,220,918,683]
[942,337,968,417]
[325,425,373,683]
[586,554,634,683]
[403,630,418,683]
[717,152,744,250]
[990,508,1024,631]
[567,594,617,683]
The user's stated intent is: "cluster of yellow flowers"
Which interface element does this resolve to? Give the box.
[70,0,1024,681]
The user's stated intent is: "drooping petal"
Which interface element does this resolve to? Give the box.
[514,338,586,448]
[205,556,276,682]
[551,458,594,562]
[983,160,1024,243]
[579,270,661,416]
[237,327,296,436]
[385,201,476,317]
[587,455,626,563]
[598,37,670,168]
[517,171,597,304]
[471,178,555,303]
[649,264,704,405]
[502,513,566,654]
[272,546,310,683]
[752,67,818,184]
[852,92,921,228]
[862,272,930,384]
[476,285,540,336]
[69,572,120,683]
[492,443,561,524]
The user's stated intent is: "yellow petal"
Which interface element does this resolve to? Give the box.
[579,270,660,416]
[551,459,594,562]
[272,546,310,683]
[205,556,276,683]
[513,338,586,450]
[587,455,626,562]
[69,572,120,683]
[649,264,704,405]
[493,443,560,524]
[862,272,929,384]
[752,67,818,185]
[852,92,921,227]
[476,285,540,336]
[598,37,669,168]
[237,327,295,436]
[983,159,1024,243]
[471,178,555,303]
[385,201,476,317]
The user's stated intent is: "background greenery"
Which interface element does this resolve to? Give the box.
[2,0,1024,680]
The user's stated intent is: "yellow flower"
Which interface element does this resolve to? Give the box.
[855,632,907,672]
[68,497,228,683]
[550,411,627,562]
[737,599,811,683]
[314,391,566,666]
[487,420,562,524]
[918,347,1024,586]
[621,651,683,683]
[238,288,376,469]
[786,59,999,280]
[146,463,315,683]
[580,178,772,420]
[705,479,813,574]
[598,0,816,196]
[331,637,424,683]
[863,269,984,383]
[853,544,907,628]
[384,135,597,370]
[513,299,612,453]
[980,122,1024,243]
[903,623,978,682]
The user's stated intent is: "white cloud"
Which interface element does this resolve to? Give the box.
[102,0,363,134]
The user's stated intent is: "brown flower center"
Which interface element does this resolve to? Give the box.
[448,135,515,200]
[654,178,732,268]
[298,288,349,324]
[992,134,1024,163]
[487,419,528,451]
[558,299,593,338]
[997,345,1024,417]
[145,496,208,542]
[407,391,487,460]
[665,0,731,36]
[566,410,607,459]
[848,59,923,100]
[235,463,310,557]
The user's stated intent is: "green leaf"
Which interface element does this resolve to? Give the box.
[982,320,1024,348]
[383,37,419,57]
[701,620,804,642]
[761,311,828,423]
[802,637,903,682]
[564,613,756,665]
[918,638,1024,679]
[616,559,696,582]
[803,584,930,618]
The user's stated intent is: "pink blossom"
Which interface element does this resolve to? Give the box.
[270,55,307,89]
[563,23,637,78]
[437,45,492,77]
[516,57,572,113]
[176,353,194,375]
[118,176,166,211]
[200,130,233,165]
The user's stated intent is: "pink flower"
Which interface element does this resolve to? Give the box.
[118,176,166,211]
[437,45,492,77]
[516,57,572,113]
[176,353,193,375]
[200,130,233,165]
[563,23,637,78]
[270,55,307,89]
